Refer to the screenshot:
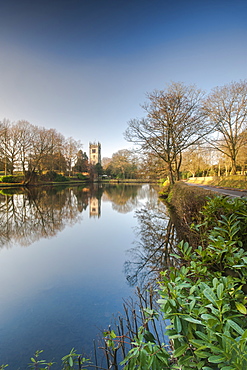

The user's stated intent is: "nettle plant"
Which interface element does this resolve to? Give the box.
[121,197,247,370]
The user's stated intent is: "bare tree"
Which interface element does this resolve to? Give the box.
[105,149,138,179]
[0,119,20,175]
[28,126,54,175]
[63,137,82,176]
[138,153,168,179]
[181,145,209,178]
[203,80,247,174]
[15,120,35,174]
[39,129,65,172]
[124,82,209,184]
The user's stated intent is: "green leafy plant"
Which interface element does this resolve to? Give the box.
[122,199,247,369]
[29,350,54,369]
[61,348,90,370]
[120,325,170,370]
[198,196,247,249]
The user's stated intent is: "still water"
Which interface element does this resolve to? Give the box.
[0,183,164,369]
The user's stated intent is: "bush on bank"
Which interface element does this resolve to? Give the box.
[39,171,69,182]
[0,174,24,183]
[160,181,216,245]
[165,182,216,224]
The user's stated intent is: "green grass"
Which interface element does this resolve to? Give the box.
[187,175,247,189]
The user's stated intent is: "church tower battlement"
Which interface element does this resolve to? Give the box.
[89,142,101,165]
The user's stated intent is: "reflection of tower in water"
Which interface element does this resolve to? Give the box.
[89,197,101,218]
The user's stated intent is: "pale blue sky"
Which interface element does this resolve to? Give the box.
[0,0,246,157]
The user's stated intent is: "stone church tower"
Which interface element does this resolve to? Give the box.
[89,142,101,165]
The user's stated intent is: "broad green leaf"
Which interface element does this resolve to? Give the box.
[190,339,207,348]
[189,299,196,312]
[169,334,184,339]
[169,299,176,307]
[203,288,218,307]
[232,264,245,268]
[208,354,226,363]
[173,343,188,357]
[156,351,169,364]
[212,277,218,287]
[205,304,220,317]
[143,330,156,343]
[183,316,202,324]
[221,333,233,353]
[177,354,194,365]
[157,298,167,304]
[228,319,244,335]
[194,350,212,358]
[217,283,224,300]
[190,285,197,294]
[69,356,73,367]
[201,313,219,322]
[235,302,247,314]
[174,316,182,333]
[110,330,116,338]
[139,348,147,366]
[195,331,209,342]
[241,329,247,340]
[222,303,231,314]
[205,344,224,353]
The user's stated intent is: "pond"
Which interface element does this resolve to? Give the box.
[0,183,172,369]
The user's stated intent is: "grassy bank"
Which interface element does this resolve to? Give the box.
[0,177,157,188]
[186,175,247,190]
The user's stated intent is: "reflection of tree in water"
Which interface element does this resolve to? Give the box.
[103,184,153,213]
[125,200,179,288]
[0,186,90,249]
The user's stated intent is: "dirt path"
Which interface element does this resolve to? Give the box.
[186,183,247,198]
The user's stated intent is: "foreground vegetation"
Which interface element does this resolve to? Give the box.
[2,184,247,369]
[117,189,247,369]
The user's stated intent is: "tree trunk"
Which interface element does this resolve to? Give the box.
[230,159,237,175]
[23,170,38,185]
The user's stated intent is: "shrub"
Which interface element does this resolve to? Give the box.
[121,203,247,369]
[198,196,247,250]
[40,171,69,182]
[54,173,69,182]
[77,173,88,180]
[167,182,216,225]
[0,175,23,183]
